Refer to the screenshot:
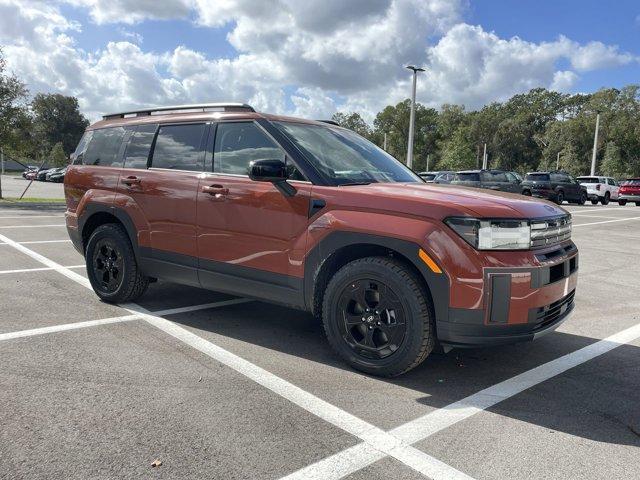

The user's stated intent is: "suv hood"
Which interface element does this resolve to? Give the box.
[335,183,567,219]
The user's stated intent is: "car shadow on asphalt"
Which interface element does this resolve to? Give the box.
[160,291,640,448]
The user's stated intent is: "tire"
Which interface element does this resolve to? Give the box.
[590,199,598,205]
[602,192,610,205]
[636,202,640,207]
[522,190,531,196]
[85,223,149,303]
[618,200,627,206]
[577,192,587,205]
[555,191,564,205]
[322,256,435,377]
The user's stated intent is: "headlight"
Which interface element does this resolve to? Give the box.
[445,217,531,250]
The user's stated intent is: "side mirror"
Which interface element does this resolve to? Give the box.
[248,159,296,197]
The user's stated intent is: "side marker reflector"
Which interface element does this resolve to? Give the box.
[418,249,442,274]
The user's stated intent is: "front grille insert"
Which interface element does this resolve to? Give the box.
[530,215,572,248]
[530,289,575,326]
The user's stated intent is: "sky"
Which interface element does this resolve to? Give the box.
[0,0,638,122]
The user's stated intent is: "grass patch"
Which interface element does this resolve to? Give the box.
[0,197,66,204]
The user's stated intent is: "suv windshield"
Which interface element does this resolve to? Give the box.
[525,173,550,181]
[273,122,421,185]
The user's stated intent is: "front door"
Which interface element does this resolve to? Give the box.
[115,122,207,286]
[196,121,311,307]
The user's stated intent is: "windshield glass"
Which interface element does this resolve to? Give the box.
[577,177,599,183]
[623,179,640,186]
[273,122,421,185]
[526,173,550,181]
[454,172,480,182]
[420,173,436,181]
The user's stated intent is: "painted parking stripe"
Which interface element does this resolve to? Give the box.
[284,320,640,479]
[0,224,66,228]
[0,315,140,341]
[0,232,476,480]
[0,265,84,275]
[0,299,254,343]
[0,215,65,219]
[572,216,640,227]
[0,240,72,245]
[568,207,631,215]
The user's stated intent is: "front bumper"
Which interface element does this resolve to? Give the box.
[437,243,578,348]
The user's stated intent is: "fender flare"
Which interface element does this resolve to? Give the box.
[303,231,449,324]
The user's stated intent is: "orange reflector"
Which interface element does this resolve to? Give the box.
[418,249,442,274]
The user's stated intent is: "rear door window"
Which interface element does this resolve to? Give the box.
[151,123,206,171]
[488,171,508,182]
[526,173,550,182]
[455,172,480,182]
[83,127,126,167]
[124,124,157,169]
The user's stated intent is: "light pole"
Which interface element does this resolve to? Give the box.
[405,65,425,169]
[590,112,600,176]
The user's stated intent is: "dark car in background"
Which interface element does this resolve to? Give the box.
[450,169,521,193]
[47,167,67,183]
[418,171,454,184]
[521,171,587,205]
[22,166,38,178]
[36,168,56,181]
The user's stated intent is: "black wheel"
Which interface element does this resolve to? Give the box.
[86,223,149,303]
[618,200,627,206]
[590,199,598,205]
[555,191,564,205]
[636,202,640,207]
[578,192,587,205]
[322,257,435,377]
[522,190,531,196]
[602,192,610,205]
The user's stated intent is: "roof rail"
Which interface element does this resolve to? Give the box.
[317,120,341,126]
[102,103,255,120]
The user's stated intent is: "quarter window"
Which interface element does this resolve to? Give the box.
[151,124,206,171]
[83,127,126,167]
[124,124,157,169]
[214,122,285,176]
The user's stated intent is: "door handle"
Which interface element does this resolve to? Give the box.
[123,176,141,186]
[202,184,229,198]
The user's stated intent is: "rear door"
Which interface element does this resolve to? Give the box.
[196,120,311,306]
[115,122,206,286]
[607,177,619,199]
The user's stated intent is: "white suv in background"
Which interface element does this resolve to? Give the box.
[576,176,620,205]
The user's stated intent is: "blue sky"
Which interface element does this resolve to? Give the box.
[2,1,638,120]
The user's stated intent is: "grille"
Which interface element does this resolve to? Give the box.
[532,289,575,326]
[530,215,572,248]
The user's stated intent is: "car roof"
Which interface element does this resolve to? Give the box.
[88,104,338,131]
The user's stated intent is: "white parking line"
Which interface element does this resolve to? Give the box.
[0,315,140,341]
[568,207,629,215]
[0,240,72,245]
[0,224,66,229]
[573,216,640,227]
[0,265,84,275]
[285,319,640,479]
[0,232,475,480]
[0,215,65,219]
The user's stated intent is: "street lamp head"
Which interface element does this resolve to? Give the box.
[405,65,426,73]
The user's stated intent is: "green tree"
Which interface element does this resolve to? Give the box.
[49,142,68,168]
[32,93,89,155]
[439,127,476,171]
[0,48,30,154]
[331,112,371,138]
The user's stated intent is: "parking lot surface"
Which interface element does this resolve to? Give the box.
[1,174,65,199]
[0,203,639,479]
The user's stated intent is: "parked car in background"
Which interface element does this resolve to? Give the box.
[22,166,38,178]
[36,168,55,181]
[47,167,67,183]
[450,169,521,193]
[576,176,619,205]
[618,178,640,206]
[418,171,454,184]
[521,171,587,205]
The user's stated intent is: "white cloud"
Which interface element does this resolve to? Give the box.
[1,0,637,123]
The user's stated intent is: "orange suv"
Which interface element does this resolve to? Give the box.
[65,103,578,376]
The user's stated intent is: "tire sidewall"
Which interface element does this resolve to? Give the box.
[323,259,431,375]
[85,225,134,302]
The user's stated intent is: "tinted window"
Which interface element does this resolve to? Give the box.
[577,177,599,183]
[526,173,550,181]
[151,124,205,171]
[455,172,480,182]
[124,124,157,169]
[550,173,568,183]
[214,122,285,176]
[72,131,93,164]
[505,172,520,183]
[420,173,436,181]
[488,171,508,182]
[623,179,640,185]
[607,178,616,186]
[83,127,126,167]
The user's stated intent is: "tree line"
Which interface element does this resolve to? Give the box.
[333,86,640,179]
[0,49,88,168]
